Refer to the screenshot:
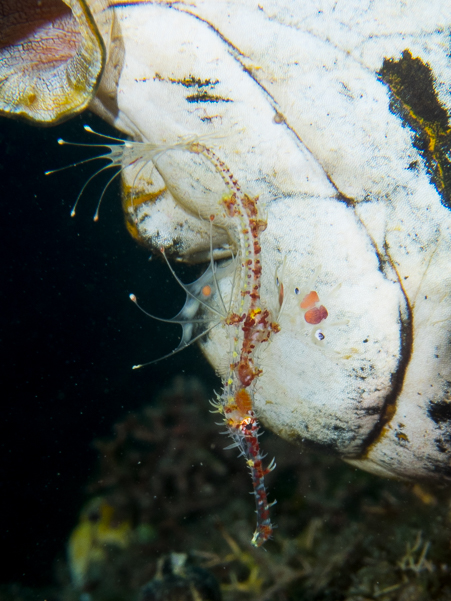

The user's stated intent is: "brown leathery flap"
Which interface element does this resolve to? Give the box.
[0,0,105,124]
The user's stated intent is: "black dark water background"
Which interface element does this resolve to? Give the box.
[0,114,219,587]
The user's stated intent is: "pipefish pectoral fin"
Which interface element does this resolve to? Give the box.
[130,255,235,368]
[130,315,221,369]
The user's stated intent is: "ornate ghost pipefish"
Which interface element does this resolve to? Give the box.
[1,0,451,547]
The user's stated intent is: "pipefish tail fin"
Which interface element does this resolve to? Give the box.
[45,128,130,219]
[45,126,164,219]
[44,126,131,176]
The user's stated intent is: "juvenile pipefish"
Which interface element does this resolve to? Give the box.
[188,142,280,546]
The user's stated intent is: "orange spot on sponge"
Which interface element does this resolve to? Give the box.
[300,291,319,309]
[304,305,328,325]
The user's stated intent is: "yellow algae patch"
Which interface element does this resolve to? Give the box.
[68,497,131,588]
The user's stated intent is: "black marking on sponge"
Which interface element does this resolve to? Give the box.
[186,92,233,104]
[379,50,451,210]
[428,400,451,425]
[161,74,233,103]
[172,76,220,88]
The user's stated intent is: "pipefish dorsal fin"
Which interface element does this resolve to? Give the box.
[130,252,236,369]
[45,125,230,221]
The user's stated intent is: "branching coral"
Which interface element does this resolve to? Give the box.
[6,376,450,601]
